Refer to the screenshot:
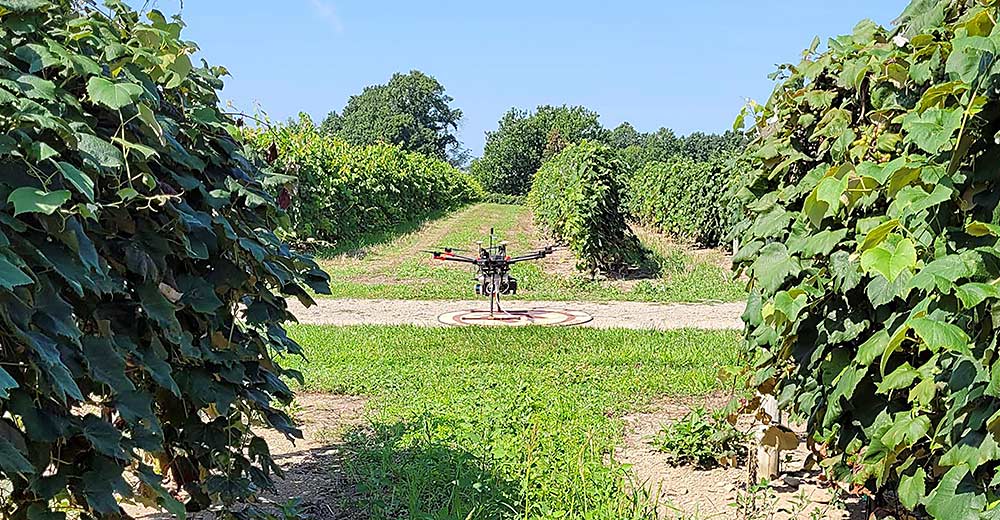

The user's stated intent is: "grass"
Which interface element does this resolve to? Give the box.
[285,325,744,519]
[315,203,746,303]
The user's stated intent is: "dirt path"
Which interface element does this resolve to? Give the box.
[290,298,745,330]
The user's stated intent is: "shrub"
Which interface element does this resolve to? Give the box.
[247,119,482,244]
[735,2,1000,516]
[528,141,643,273]
[0,2,330,518]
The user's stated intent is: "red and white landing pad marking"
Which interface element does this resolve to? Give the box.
[437,308,594,327]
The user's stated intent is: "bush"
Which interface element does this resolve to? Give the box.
[528,141,643,273]
[0,2,329,518]
[735,2,1000,516]
[247,119,482,244]
[626,157,743,247]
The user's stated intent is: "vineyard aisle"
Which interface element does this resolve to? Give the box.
[316,203,747,303]
[287,298,745,330]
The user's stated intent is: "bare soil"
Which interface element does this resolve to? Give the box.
[616,394,868,519]
[288,298,745,330]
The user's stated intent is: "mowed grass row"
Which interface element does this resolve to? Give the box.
[316,203,747,303]
[285,325,743,519]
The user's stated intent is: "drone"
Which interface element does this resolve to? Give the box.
[423,228,554,317]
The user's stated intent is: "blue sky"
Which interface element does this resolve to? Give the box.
[147,1,907,155]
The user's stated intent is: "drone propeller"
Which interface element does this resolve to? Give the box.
[420,247,472,254]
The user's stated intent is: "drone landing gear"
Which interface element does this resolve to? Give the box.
[480,292,522,322]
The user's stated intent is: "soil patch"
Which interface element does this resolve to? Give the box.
[616,394,868,519]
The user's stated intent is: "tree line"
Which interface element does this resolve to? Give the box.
[315,70,745,198]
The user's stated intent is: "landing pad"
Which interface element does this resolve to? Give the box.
[437,308,594,327]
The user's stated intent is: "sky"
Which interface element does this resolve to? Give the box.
[142,1,908,156]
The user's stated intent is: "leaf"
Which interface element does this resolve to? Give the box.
[858,219,899,251]
[138,283,183,345]
[30,141,57,161]
[909,254,975,293]
[81,337,135,394]
[751,243,799,294]
[86,77,143,110]
[861,237,917,282]
[909,316,970,354]
[772,291,808,321]
[14,43,56,73]
[946,35,997,84]
[76,133,123,169]
[881,413,930,449]
[815,174,850,215]
[857,330,890,366]
[925,466,986,520]
[955,283,1000,308]
[899,467,927,510]
[7,188,71,216]
[26,332,83,402]
[902,107,963,154]
[966,221,1000,237]
[878,363,919,393]
[81,415,126,460]
[56,162,94,202]
[801,228,848,257]
[0,366,17,399]
[137,103,164,145]
[0,255,32,289]
[0,435,34,475]
[0,0,49,11]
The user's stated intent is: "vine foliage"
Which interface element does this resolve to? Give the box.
[736,1,1000,516]
[0,1,329,517]
[245,116,482,245]
[626,156,748,247]
[528,141,642,273]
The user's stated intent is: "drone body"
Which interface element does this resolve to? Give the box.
[424,228,554,317]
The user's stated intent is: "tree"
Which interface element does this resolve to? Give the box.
[322,70,463,161]
[608,122,643,150]
[319,110,342,135]
[473,105,607,195]
[471,108,546,195]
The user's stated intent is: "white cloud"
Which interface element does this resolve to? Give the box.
[308,0,344,33]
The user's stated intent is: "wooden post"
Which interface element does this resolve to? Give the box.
[757,394,781,480]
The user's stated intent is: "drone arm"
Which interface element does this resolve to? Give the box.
[432,253,478,264]
[508,252,549,264]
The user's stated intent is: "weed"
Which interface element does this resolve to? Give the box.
[652,407,746,468]
[731,479,779,520]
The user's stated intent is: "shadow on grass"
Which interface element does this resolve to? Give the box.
[338,418,520,520]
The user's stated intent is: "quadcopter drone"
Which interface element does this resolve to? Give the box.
[423,229,554,317]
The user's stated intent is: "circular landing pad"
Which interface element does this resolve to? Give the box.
[438,308,594,327]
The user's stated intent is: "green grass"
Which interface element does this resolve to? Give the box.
[286,325,743,519]
[316,203,746,303]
